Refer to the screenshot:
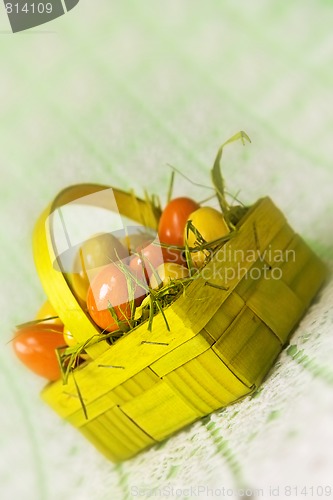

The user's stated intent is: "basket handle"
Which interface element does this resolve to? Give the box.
[33,183,160,360]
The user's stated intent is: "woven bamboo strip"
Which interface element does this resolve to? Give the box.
[66,392,116,427]
[79,423,119,462]
[79,411,139,461]
[80,409,156,461]
[164,349,251,416]
[263,223,295,267]
[67,367,160,427]
[100,406,156,451]
[149,329,214,377]
[204,292,245,341]
[290,254,326,306]
[246,277,305,344]
[110,367,160,405]
[121,381,199,440]
[212,310,281,387]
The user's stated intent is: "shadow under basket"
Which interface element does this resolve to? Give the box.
[33,184,327,462]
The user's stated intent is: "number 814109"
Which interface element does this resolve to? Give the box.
[5,3,53,14]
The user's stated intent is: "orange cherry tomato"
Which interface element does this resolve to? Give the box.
[12,324,65,381]
[158,197,200,247]
[35,301,63,327]
[87,263,146,332]
[129,239,164,281]
[129,239,188,281]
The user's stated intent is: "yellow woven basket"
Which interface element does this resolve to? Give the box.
[33,184,327,462]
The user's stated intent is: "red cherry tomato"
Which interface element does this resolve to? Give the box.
[12,324,65,381]
[158,197,200,247]
[87,263,146,332]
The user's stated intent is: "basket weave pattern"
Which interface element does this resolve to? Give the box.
[33,186,326,462]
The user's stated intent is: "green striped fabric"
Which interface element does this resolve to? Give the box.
[0,1,332,499]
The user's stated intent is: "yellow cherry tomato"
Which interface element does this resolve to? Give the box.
[63,328,77,347]
[185,207,230,268]
[71,233,128,303]
[149,262,189,289]
[36,301,63,327]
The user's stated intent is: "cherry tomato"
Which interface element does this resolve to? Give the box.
[120,231,155,253]
[129,239,164,281]
[71,233,128,303]
[12,324,65,381]
[63,329,90,360]
[129,238,187,281]
[161,246,187,267]
[158,197,200,247]
[149,262,189,289]
[185,207,230,268]
[35,301,63,327]
[87,263,146,332]
[63,328,77,347]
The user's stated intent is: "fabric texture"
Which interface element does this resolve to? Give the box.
[0,2,332,499]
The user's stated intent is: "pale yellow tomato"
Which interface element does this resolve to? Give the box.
[63,329,90,361]
[149,262,189,289]
[36,301,63,327]
[184,207,230,268]
[120,231,154,253]
[71,233,128,303]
